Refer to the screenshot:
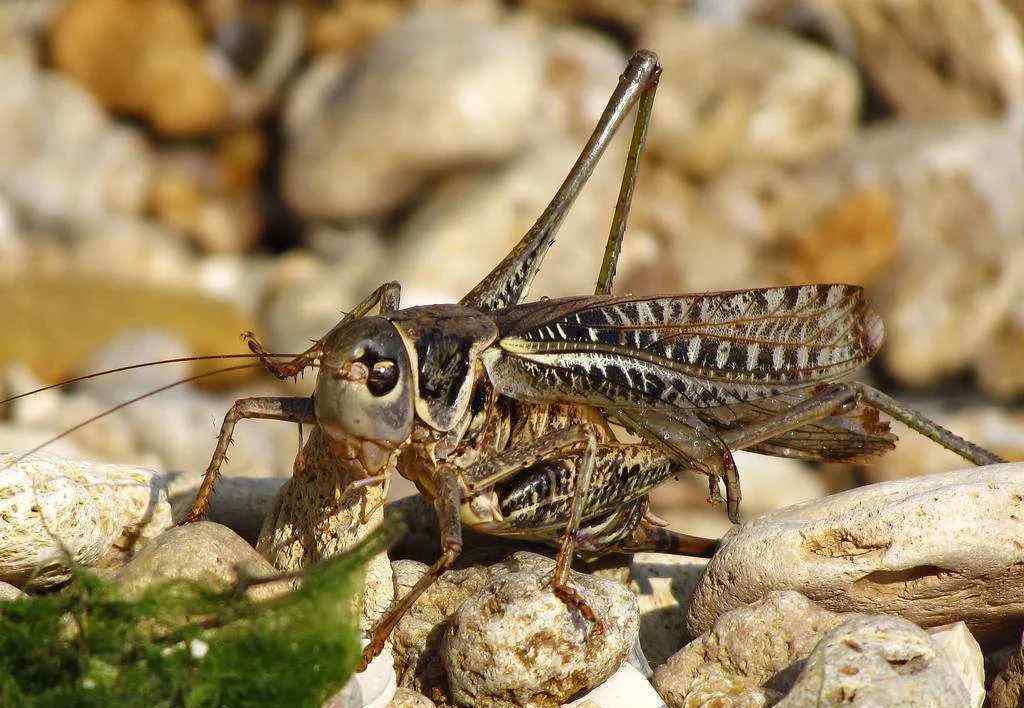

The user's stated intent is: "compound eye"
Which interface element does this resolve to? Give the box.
[367,359,399,396]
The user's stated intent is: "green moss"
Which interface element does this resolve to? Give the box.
[0,531,388,708]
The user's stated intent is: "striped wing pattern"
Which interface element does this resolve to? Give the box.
[491,284,891,461]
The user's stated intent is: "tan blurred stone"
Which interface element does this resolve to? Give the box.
[639,15,860,175]
[51,0,229,136]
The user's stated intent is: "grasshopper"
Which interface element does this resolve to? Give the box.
[15,51,999,672]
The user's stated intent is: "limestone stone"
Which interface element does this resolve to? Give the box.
[442,556,638,708]
[563,661,666,707]
[989,641,1024,708]
[283,6,545,219]
[114,520,289,602]
[653,591,850,706]
[776,615,971,707]
[628,553,709,667]
[927,622,985,708]
[0,451,172,589]
[684,465,1024,645]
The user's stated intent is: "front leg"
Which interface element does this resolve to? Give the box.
[184,396,316,523]
[359,466,462,671]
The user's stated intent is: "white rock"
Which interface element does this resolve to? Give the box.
[356,638,398,708]
[685,464,1024,645]
[639,16,859,174]
[563,661,666,707]
[441,554,639,707]
[283,7,545,219]
[0,58,152,228]
[776,615,971,707]
[927,622,985,708]
[0,450,172,588]
[653,591,851,706]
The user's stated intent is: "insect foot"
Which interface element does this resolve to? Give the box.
[438,552,637,708]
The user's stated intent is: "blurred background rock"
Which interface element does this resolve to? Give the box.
[2,0,1023,537]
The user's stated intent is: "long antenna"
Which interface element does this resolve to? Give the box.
[0,353,299,406]
[1,363,265,472]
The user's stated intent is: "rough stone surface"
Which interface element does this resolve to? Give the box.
[653,591,851,706]
[684,465,1024,645]
[284,6,545,219]
[927,622,985,708]
[0,451,172,589]
[776,615,971,707]
[441,554,638,708]
[391,553,550,696]
[989,641,1024,708]
[628,552,709,667]
[114,521,289,602]
[257,427,394,632]
[640,15,859,175]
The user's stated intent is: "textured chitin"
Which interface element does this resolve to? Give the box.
[495,284,884,411]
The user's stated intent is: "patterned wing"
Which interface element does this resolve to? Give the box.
[488,284,884,414]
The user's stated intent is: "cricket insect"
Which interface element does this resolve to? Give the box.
[4,51,1005,672]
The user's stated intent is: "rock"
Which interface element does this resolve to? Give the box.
[989,641,1024,708]
[653,591,850,706]
[441,554,638,707]
[776,615,972,707]
[322,678,363,708]
[639,16,860,175]
[0,58,152,227]
[50,0,230,135]
[836,0,1024,119]
[283,6,545,219]
[628,553,709,667]
[257,427,394,633]
[684,465,1024,645]
[519,0,690,32]
[927,622,985,708]
[165,474,287,544]
[976,300,1024,399]
[0,451,172,589]
[563,661,666,707]
[0,580,26,601]
[391,136,627,305]
[391,556,515,695]
[114,521,289,602]
[388,687,436,708]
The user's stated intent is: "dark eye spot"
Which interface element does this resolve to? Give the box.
[367,360,399,396]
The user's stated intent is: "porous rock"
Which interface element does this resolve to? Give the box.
[776,615,971,707]
[114,521,289,602]
[0,581,26,601]
[283,6,545,219]
[989,641,1024,708]
[0,451,172,589]
[257,427,394,632]
[653,591,850,706]
[639,15,859,175]
[441,554,638,707]
[684,465,1024,645]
